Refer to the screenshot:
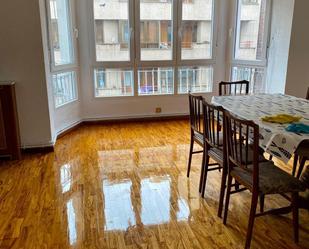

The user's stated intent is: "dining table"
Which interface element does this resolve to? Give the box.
[211,93,309,164]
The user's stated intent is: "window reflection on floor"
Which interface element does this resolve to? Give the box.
[141,176,171,225]
[66,199,77,245]
[97,145,195,231]
[103,179,136,231]
[176,198,190,221]
[61,163,72,193]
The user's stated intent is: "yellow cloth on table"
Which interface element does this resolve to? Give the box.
[261,114,302,124]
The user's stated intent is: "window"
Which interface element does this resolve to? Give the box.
[181,0,213,60]
[231,0,270,93]
[94,0,130,62]
[94,69,134,97]
[47,0,78,108]
[92,0,215,97]
[232,66,265,93]
[138,68,174,95]
[49,0,74,66]
[52,71,77,107]
[140,1,173,61]
[178,67,213,93]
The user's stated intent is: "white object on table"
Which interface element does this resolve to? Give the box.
[211,94,309,163]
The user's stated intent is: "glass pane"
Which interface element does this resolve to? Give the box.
[49,0,74,66]
[94,69,134,97]
[140,0,173,61]
[178,66,213,93]
[52,71,77,107]
[234,0,267,60]
[138,68,174,95]
[181,0,213,60]
[232,66,265,93]
[93,0,130,61]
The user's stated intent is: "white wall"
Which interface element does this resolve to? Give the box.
[266,0,294,94]
[285,0,309,98]
[0,0,54,148]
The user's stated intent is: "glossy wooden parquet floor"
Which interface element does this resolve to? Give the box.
[0,120,308,249]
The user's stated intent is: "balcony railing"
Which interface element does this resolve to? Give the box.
[138,68,174,95]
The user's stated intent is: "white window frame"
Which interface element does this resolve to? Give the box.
[46,0,79,108]
[89,0,217,98]
[230,0,272,75]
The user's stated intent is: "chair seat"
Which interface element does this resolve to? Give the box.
[209,145,266,165]
[193,130,224,147]
[193,131,204,146]
[231,162,306,194]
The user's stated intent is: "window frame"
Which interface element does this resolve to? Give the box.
[46,0,78,72]
[46,0,79,108]
[231,0,272,68]
[89,0,217,98]
[229,0,272,93]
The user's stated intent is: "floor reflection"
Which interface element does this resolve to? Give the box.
[66,199,77,245]
[103,179,136,231]
[141,176,171,225]
[61,144,198,242]
[61,164,72,193]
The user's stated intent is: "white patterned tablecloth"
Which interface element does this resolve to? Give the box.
[212,94,309,163]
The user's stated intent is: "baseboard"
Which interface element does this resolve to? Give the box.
[22,145,55,154]
[82,114,189,125]
[22,114,189,154]
[56,120,83,139]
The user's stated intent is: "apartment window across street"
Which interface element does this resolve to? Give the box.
[92,0,215,97]
[47,0,78,107]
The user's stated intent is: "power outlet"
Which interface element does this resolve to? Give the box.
[155,107,162,113]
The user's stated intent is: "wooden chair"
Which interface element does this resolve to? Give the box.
[223,111,306,249]
[200,100,267,217]
[200,100,226,217]
[187,93,205,184]
[292,90,309,178]
[219,80,249,96]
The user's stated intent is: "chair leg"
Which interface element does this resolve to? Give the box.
[223,175,233,225]
[199,149,206,193]
[201,154,210,197]
[187,137,194,177]
[234,180,240,191]
[292,192,299,244]
[296,156,307,179]
[218,165,227,218]
[259,194,265,213]
[292,154,299,177]
[245,192,259,249]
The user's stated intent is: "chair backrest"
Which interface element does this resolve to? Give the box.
[219,80,249,96]
[202,100,225,151]
[306,87,309,100]
[225,110,260,189]
[188,93,203,134]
